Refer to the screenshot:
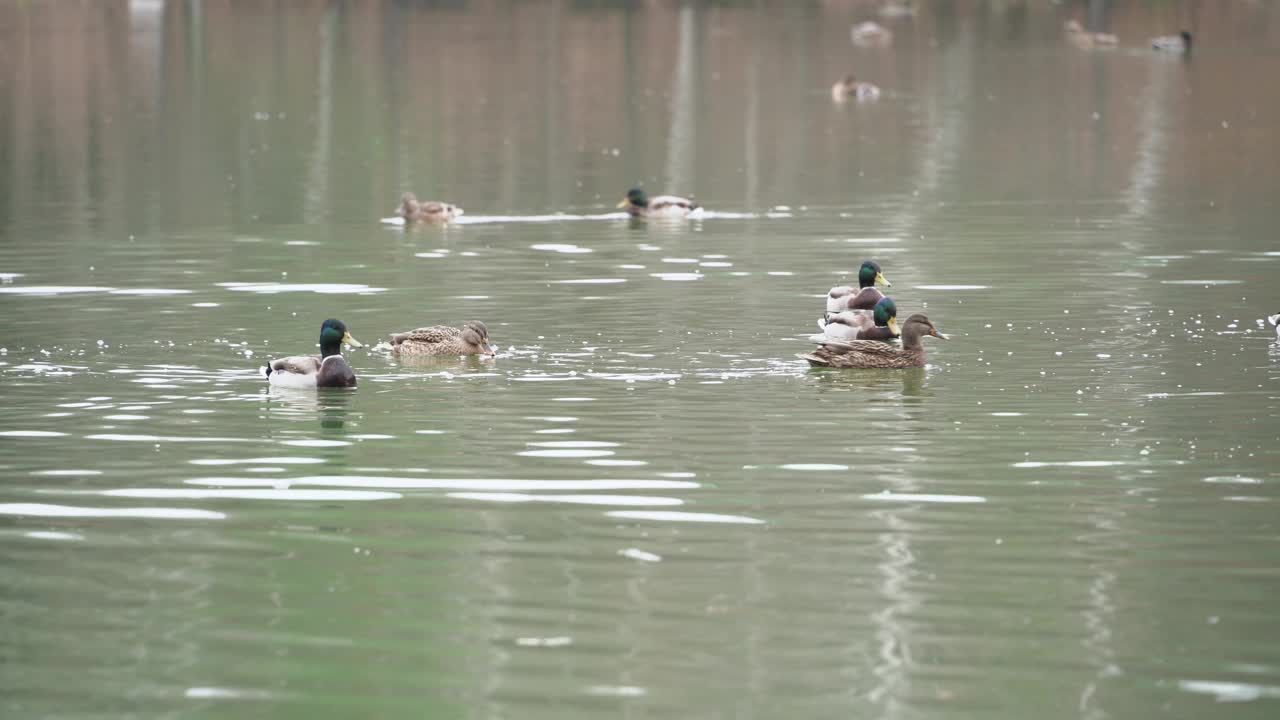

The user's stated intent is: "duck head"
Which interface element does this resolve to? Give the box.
[859,260,891,289]
[872,297,900,336]
[899,314,948,348]
[397,192,420,218]
[462,320,495,356]
[617,187,648,209]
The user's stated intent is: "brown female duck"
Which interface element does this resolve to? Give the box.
[396,192,463,223]
[800,314,947,369]
[390,321,494,357]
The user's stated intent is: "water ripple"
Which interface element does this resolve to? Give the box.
[0,503,225,519]
[606,510,765,525]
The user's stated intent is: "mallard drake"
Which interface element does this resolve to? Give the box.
[831,75,882,102]
[826,260,891,318]
[851,21,893,47]
[1064,19,1118,48]
[263,318,362,388]
[814,297,899,342]
[617,187,699,218]
[390,320,495,357]
[800,314,947,369]
[1151,31,1192,52]
[396,192,463,223]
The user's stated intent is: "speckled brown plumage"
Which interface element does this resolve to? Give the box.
[801,314,947,369]
[390,321,494,357]
[397,192,462,223]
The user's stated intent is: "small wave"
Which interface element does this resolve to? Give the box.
[863,491,987,504]
[447,492,682,506]
[184,476,700,491]
[217,282,386,295]
[607,510,765,525]
[0,503,225,520]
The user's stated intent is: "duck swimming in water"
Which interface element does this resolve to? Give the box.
[1268,312,1279,339]
[812,297,900,343]
[263,319,362,388]
[396,192,463,223]
[617,187,699,219]
[850,21,893,47]
[389,321,495,357]
[1151,30,1192,53]
[825,260,891,319]
[831,75,882,102]
[1064,19,1118,49]
[800,314,947,369]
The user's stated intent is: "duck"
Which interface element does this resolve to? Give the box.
[831,75,882,102]
[396,192,463,223]
[263,318,362,388]
[825,260,891,319]
[1151,31,1192,52]
[812,297,900,343]
[389,320,495,357]
[617,187,700,218]
[1064,19,1118,48]
[851,21,893,47]
[878,1,915,19]
[1268,312,1279,339]
[800,314,947,369]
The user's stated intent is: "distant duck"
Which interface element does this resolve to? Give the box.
[397,192,463,223]
[879,1,915,19]
[1064,19,1118,48]
[831,75,882,102]
[800,314,947,369]
[825,260,892,319]
[617,187,699,218]
[264,319,362,388]
[389,321,495,357]
[813,297,900,343]
[851,21,893,47]
[1151,31,1192,52]
[1268,312,1279,339]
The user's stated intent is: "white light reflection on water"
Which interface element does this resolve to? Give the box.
[1178,679,1280,703]
[0,503,225,519]
[862,492,986,504]
[216,282,386,294]
[184,477,700,491]
[606,511,764,524]
[96,488,401,501]
[447,492,682,506]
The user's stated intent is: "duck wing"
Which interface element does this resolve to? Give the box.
[816,311,872,341]
[391,326,461,345]
[268,355,322,375]
[647,195,698,211]
[826,286,855,314]
[811,338,920,368]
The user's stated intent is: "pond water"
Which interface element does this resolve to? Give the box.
[2,1,1279,717]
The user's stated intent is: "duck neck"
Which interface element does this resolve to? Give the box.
[859,325,897,341]
[320,339,342,358]
[900,326,927,351]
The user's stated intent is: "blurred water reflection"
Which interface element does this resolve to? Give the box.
[1,1,1279,719]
